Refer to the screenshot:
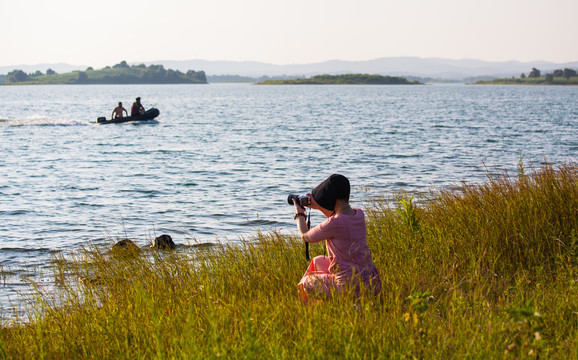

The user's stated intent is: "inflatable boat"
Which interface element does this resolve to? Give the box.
[97,108,160,124]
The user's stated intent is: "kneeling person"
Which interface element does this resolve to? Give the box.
[293,174,381,302]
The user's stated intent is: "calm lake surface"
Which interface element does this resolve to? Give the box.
[1,83,577,321]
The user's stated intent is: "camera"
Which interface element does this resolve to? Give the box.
[287,194,311,207]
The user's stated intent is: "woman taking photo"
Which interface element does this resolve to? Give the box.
[292,174,381,302]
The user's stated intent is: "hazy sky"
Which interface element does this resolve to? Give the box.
[1,0,576,67]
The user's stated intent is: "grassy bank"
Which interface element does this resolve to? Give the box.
[1,163,577,359]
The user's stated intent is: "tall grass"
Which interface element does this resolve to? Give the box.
[1,163,577,359]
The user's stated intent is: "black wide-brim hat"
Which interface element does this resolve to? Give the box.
[311,174,350,212]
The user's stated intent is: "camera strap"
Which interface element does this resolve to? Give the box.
[305,210,311,261]
[304,210,329,260]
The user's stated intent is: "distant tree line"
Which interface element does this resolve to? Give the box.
[521,67,577,80]
[4,61,207,84]
[5,68,65,82]
[477,67,578,85]
[258,73,420,85]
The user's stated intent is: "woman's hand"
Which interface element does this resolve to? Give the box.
[292,198,310,241]
[293,194,320,212]
[293,199,306,215]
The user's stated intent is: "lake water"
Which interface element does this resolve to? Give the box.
[0,83,577,321]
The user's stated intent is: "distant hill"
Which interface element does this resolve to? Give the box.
[2,57,577,82]
[2,61,207,85]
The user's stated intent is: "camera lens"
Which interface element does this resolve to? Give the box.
[288,194,310,206]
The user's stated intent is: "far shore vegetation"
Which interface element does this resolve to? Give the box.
[257,73,421,85]
[1,161,577,358]
[2,61,207,85]
[476,67,578,85]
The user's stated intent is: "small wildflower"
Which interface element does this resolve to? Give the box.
[403,313,410,322]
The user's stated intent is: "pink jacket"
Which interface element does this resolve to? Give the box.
[307,209,380,291]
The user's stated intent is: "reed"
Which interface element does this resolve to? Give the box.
[1,162,577,359]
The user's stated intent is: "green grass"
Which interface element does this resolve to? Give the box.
[1,162,577,359]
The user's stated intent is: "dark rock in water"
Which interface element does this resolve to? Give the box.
[112,239,141,256]
[114,239,139,250]
[153,234,176,250]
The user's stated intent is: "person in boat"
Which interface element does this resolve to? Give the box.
[112,102,128,119]
[292,174,381,302]
[131,97,145,116]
